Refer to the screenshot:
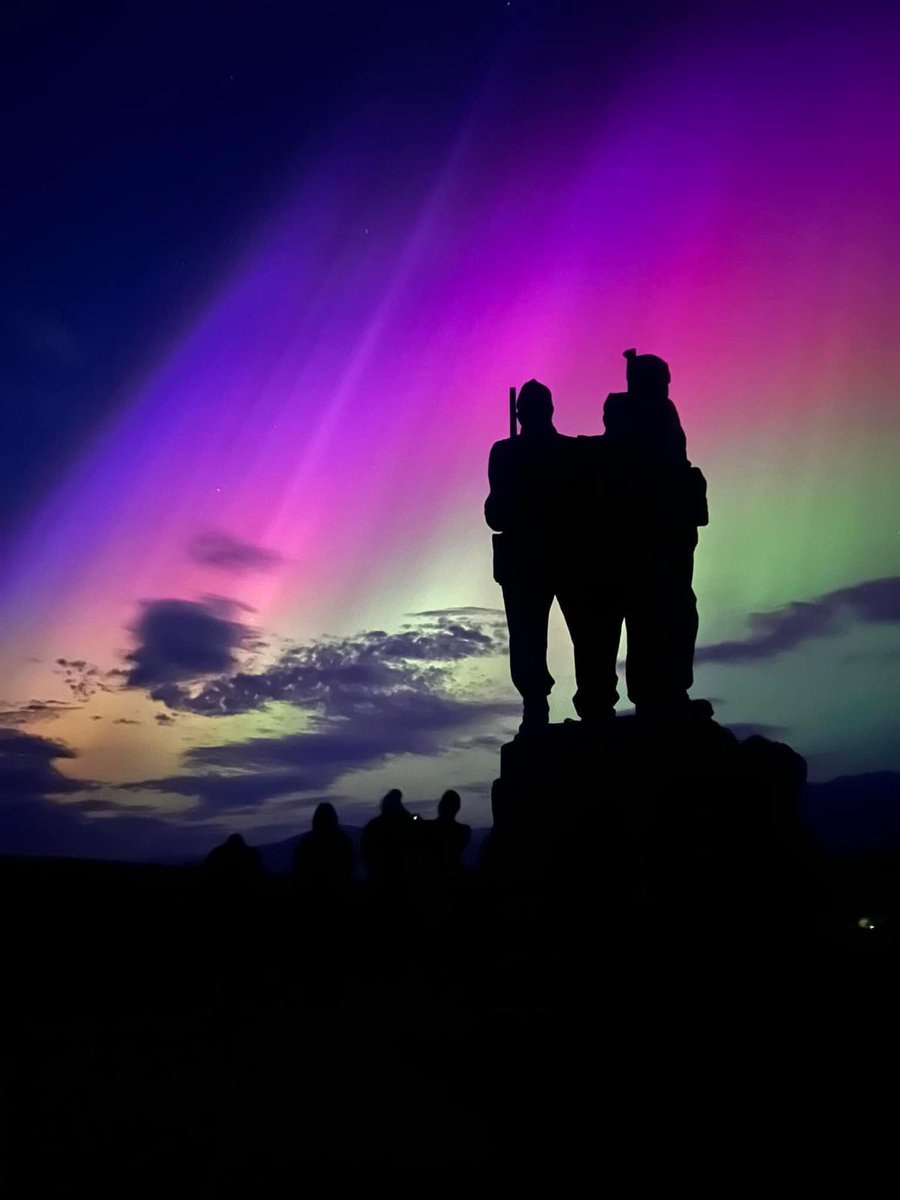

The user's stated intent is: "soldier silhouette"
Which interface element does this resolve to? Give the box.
[485,379,613,731]
[599,349,711,718]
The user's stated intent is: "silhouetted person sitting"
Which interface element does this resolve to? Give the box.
[423,789,471,881]
[486,380,611,731]
[361,789,417,890]
[601,349,710,720]
[291,802,354,893]
[203,832,264,882]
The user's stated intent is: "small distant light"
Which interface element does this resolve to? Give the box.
[858,917,875,930]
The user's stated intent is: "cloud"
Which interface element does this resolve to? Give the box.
[0,728,223,859]
[54,659,116,700]
[0,699,81,726]
[129,611,515,813]
[696,575,900,665]
[146,611,507,717]
[5,609,512,845]
[0,728,84,800]
[113,718,140,725]
[188,530,284,574]
[125,598,251,687]
[74,798,161,815]
[410,605,506,620]
[724,722,789,741]
[132,691,516,813]
[0,729,101,854]
[451,732,513,751]
[126,769,325,811]
[832,577,900,623]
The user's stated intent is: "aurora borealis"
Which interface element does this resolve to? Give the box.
[2,2,899,858]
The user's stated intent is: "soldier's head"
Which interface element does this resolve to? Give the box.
[516,379,554,431]
[624,349,670,399]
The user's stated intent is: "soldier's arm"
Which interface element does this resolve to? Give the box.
[687,465,709,526]
[666,398,689,460]
[484,440,513,531]
[601,392,628,437]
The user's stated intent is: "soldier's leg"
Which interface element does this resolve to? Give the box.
[501,578,556,707]
[666,538,699,698]
[625,537,697,711]
[623,574,654,710]
[556,583,622,718]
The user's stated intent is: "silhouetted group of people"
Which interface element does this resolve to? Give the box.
[359,788,470,890]
[204,789,471,891]
[486,349,710,731]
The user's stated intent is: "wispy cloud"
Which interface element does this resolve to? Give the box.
[54,659,120,700]
[0,699,82,726]
[188,530,284,574]
[696,576,900,665]
[725,721,789,741]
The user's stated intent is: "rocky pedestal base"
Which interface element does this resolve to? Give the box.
[483,715,819,934]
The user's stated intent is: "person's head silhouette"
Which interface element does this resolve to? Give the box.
[381,788,406,817]
[516,379,554,433]
[624,349,670,400]
[437,789,461,820]
[312,801,339,833]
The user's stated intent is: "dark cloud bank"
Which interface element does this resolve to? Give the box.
[125,597,251,687]
[0,728,204,860]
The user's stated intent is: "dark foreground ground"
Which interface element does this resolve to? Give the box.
[2,850,899,1190]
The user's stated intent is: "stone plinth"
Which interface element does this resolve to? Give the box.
[483,716,813,920]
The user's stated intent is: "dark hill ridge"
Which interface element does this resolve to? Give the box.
[802,771,900,853]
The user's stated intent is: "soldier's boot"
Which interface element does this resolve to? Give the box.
[519,695,550,734]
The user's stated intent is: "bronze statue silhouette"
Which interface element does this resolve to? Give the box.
[487,355,710,733]
[485,380,614,731]
[600,349,710,718]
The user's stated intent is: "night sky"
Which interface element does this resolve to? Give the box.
[2,0,899,859]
